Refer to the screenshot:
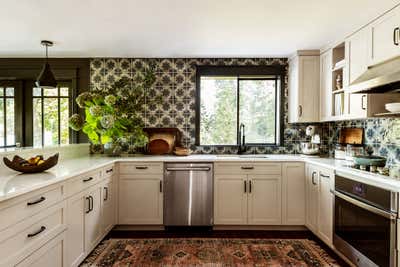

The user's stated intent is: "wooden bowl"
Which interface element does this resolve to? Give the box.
[3,153,59,173]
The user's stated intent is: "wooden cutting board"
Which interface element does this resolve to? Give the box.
[338,128,363,145]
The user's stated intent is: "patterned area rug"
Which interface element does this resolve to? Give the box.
[81,238,341,267]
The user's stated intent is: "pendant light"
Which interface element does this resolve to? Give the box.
[36,40,57,89]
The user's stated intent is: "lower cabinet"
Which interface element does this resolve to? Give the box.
[248,174,282,225]
[16,232,67,267]
[282,163,305,225]
[66,175,115,267]
[118,175,163,224]
[306,164,334,247]
[214,164,284,225]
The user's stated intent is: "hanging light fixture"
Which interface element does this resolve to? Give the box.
[36,40,57,89]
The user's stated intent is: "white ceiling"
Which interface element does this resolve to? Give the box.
[0,0,398,58]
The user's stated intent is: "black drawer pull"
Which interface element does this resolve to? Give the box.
[27,226,46,238]
[106,168,113,173]
[244,181,247,193]
[27,196,46,206]
[320,174,330,179]
[249,180,252,193]
[241,166,254,170]
[83,177,94,182]
[136,166,148,170]
[160,180,163,193]
[104,187,108,201]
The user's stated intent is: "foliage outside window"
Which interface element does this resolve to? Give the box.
[196,66,283,146]
[0,86,15,147]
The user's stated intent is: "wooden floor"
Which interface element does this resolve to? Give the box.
[107,229,350,266]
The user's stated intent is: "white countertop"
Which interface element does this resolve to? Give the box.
[0,154,399,202]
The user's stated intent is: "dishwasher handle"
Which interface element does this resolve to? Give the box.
[166,167,211,171]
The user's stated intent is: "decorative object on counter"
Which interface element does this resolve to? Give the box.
[335,74,342,90]
[143,128,183,155]
[173,146,192,156]
[353,146,387,167]
[300,125,320,155]
[344,144,364,162]
[390,165,400,179]
[3,153,59,173]
[385,102,400,113]
[334,128,364,160]
[69,63,160,155]
[90,143,104,154]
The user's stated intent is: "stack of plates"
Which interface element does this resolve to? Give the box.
[385,102,400,113]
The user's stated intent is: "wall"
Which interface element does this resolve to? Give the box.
[90,58,323,154]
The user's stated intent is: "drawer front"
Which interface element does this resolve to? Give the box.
[119,162,163,175]
[66,170,101,197]
[0,184,63,232]
[102,164,115,178]
[215,162,282,175]
[0,202,65,266]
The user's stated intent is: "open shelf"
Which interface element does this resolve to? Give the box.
[374,112,400,117]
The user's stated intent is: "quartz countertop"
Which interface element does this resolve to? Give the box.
[0,154,399,202]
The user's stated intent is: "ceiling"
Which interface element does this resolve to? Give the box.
[0,0,398,58]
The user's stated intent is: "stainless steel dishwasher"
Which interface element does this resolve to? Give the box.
[164,163,213,226]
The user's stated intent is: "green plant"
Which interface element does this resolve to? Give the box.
[69,64,159,150]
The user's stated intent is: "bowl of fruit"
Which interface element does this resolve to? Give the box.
[3,153,59,173]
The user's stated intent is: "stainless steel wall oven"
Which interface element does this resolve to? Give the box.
[334,172,398,267]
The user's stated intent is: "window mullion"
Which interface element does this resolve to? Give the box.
[236,76,240,146]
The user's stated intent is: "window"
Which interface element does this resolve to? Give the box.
[32,84,71,147]
[196,66,284,146]
[0,81,74,148]
[0,85,16,147]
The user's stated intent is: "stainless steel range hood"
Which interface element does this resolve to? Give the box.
[348,58,400,94]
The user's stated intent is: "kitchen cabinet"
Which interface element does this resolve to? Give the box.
[84,186,102,252]
[214,175,248,225]
[369,5,400,66]
[305,164,334,247]
[248,174,282,225]
[214,163,282,225]
[288,51,320,123]
[101,178,114,234]
[347,27,369,84]
[305,164,319,232]
[282,163,305,225]
[16,232,66,267]
[118,175,163,225]
[319,49,333,122]
[317,169,333,246]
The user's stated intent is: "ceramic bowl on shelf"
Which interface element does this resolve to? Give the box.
[385,102,400,113]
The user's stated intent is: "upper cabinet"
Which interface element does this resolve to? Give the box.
[288,51,320,123]
[319,50,333,122]
[369,5,400,66]
[346,27,369,84]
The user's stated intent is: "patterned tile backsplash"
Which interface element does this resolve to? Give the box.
[89,58,399,167]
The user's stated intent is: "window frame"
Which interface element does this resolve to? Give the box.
[195,65,285,147]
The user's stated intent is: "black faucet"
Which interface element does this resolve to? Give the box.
[238,123,246,154]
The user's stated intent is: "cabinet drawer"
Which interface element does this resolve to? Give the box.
[215,162,282,175]
[0,202,66,266]
[102,164,115,178]
[65,170,101,197]
[118,162,163,175]
[0,184,64,232]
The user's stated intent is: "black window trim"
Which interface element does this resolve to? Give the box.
[195,65,285,147]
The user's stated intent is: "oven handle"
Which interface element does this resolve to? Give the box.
[334,190,397,220]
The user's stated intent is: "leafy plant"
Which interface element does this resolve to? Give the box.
[69,64,159,150]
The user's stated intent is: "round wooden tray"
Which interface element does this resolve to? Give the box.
[3,153,59,173]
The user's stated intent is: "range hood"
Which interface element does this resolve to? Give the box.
[348,58,400,94]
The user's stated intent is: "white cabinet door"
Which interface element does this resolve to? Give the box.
[84,186,102,252]
[118,175,163,224]
[319,50,333,121]
[305,165,319,232]
[17,232,66,267]
[347,27,369,84]
[369,5,400,66]
[248,175,282,225]
[288,53,320,123]
[318,170,334,246]
[66,191,86,267]
[101,179,114,234]
[214,175,247,225]
[282,163,305,225]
